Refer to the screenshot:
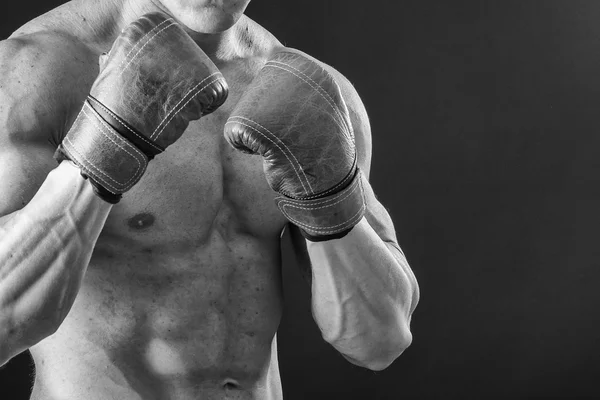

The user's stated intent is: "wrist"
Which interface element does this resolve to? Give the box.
[37,161,114,211]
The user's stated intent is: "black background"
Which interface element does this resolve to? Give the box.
[1,1,599,399]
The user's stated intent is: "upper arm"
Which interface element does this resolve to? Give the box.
[0,33,94,219]
[331,69,420,312]
[288,62,409,269]
[326,66,402,250]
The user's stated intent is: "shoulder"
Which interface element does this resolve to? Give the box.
[279,48,373,174]
[234,18,373,172]
[0,27,98,215]
[0,3,103,215]
[0,29,97,147]
[237,16,283,59]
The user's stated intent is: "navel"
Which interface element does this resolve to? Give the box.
[222,378,241,390]
[126,213,155,230]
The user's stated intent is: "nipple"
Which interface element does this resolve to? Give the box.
[126,213,155,230]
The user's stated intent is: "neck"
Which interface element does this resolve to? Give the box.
[177,24,241,61]
[98,0,243,60]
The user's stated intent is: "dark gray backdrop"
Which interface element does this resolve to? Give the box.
[1,1,598,399]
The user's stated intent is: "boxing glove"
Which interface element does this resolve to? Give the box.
[56,12,228,203]
[224,49,365,241]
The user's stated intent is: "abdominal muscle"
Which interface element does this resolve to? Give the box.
[28,225,285,400]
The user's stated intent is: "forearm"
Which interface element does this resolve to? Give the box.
[0,161,111,365]
[307,218,418,370]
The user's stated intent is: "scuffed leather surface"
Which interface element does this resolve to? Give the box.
[224,48,365,237]
[59,12,228,194]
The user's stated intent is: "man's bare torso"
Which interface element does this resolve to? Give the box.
[13,1,292,399]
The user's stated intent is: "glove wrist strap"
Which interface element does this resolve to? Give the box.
[54,100,150,202]
[276,169,366,242]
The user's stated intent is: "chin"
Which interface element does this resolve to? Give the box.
[179,9,239,33]
[159,0,249,33]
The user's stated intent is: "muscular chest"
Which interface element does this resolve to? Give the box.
[100,99,287,245]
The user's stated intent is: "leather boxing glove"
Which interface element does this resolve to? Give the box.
[55,12,228,203]
[224,48,365,241]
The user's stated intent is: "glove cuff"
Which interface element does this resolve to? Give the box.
[276,169,366,241]
[55,100,149,200]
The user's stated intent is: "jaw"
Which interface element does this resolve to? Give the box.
[108,0,248,60]
[149,0,250,34]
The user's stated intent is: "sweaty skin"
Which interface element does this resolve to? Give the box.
[0,0,418,399]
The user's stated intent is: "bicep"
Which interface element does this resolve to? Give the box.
[287,64,402,264]
[0,36,79,218]
[360,178,403,251]
[331,69,400,247]
[0,138,57,219]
